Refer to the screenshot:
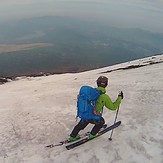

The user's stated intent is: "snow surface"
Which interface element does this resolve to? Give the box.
[0,54,163,163]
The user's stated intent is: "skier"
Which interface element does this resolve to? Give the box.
[68,76,123,141]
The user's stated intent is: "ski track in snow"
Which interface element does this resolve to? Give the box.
[0,55,163,163]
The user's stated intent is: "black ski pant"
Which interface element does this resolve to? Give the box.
[70,117,105,137]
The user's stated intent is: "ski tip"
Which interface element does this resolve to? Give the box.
[117,120,121,125]
[45,145,53,148]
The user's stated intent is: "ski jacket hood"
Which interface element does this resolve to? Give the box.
[96,86,106,94]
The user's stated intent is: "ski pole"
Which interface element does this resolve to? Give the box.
[108,106,120,141]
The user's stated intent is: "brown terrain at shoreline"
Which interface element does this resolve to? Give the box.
[0,43,53,53]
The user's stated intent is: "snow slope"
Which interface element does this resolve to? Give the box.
[0,54,163,163]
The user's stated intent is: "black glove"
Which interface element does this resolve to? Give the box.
[118,91,123,99]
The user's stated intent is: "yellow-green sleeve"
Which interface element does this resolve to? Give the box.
[96,94,122,112]
[104,94,122,110]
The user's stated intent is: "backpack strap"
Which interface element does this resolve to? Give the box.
[93,89,104,116]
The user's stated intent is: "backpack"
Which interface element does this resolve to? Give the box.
[76,86,102,120]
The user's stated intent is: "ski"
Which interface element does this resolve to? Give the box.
[45,124,107,148]
[65,121,121,150]
[45,132,89,148]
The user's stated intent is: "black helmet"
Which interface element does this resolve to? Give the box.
[96,76,108,88]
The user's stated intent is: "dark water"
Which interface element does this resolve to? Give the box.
[0,16,163,77]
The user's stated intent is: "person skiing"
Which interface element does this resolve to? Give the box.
[68,76,123,141]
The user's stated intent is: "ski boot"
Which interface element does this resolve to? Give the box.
[68,135,80,142]
[89,133,96,140]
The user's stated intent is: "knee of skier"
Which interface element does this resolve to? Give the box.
[100,117,105,125]
[95,117,105,126]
